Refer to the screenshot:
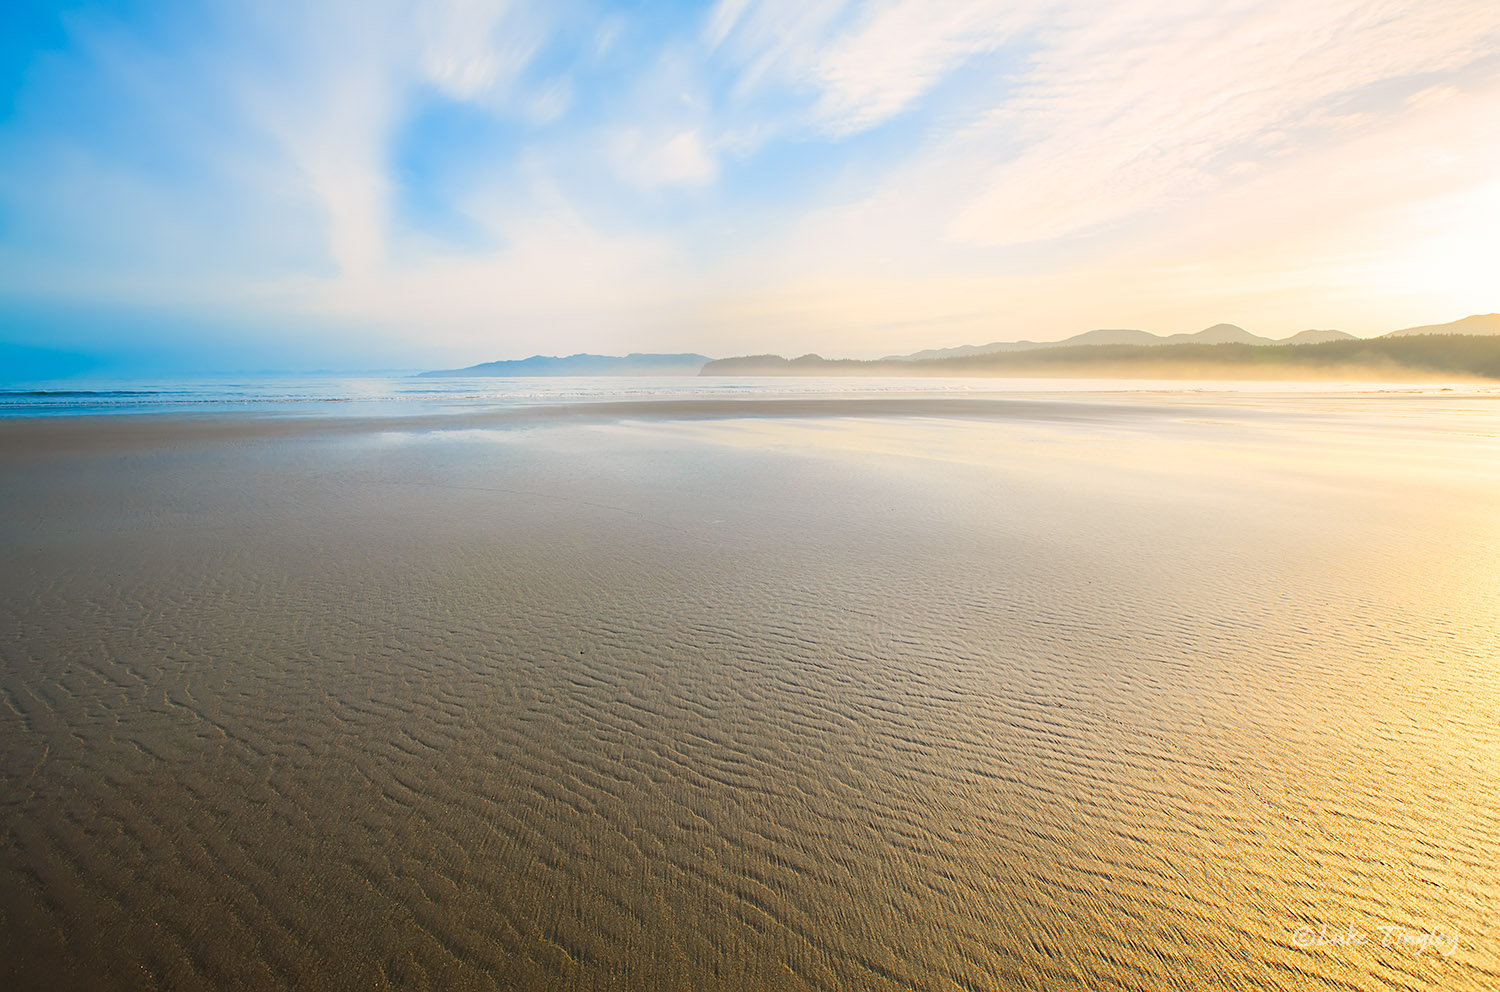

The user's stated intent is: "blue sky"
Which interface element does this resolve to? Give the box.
[2,0,1498,374]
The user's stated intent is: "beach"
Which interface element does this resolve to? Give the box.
[2,389,1498,991]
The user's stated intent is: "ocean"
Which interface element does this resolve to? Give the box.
[6,373,1493,419]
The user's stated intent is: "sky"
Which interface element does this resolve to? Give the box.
[1,0,1498,373]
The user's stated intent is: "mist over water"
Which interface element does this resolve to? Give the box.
[1,386,1497,990]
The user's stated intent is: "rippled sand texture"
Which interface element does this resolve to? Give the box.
[2,394,1498,991]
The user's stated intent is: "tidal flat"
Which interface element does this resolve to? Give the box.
[2,392,1497,991]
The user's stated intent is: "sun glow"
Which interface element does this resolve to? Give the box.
[1380,180,1500,317]
[1,1,1497,371]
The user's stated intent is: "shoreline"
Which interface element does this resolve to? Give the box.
[0,396,1188,455]
[3,387,1495,457]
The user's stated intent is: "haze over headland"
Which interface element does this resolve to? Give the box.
[701,313,1500,378]
[2,2,1497,376]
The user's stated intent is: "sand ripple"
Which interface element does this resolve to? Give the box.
[2,396,1498,990]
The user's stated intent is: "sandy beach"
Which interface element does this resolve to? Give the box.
[2,393,1498,991]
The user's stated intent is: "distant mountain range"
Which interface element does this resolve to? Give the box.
[1380,313,1500,338]
[884,322,1355,360]
[882,314,1499,361]
[702,315,1500,380]
[419,353,711,377]
[417,314,1500,379]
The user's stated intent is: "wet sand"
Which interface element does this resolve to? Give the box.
[2,394,1498,990]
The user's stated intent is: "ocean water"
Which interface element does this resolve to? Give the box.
[1,382,1497,990]
[5,372,1495,419]
[0,374,1079,419]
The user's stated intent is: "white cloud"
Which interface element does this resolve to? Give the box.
[704,0,756,49]
[227,4,404,279]
[808,0,1034,133]
[682,0,1500,351]
[227,0,566,279]
[7,0,1500,363]
[416,0,542,102]
[705,0,1500,256]
[612,128,718,188]
[709,0,1034,134]
[706,0,854,105]
[946,0,1500,245]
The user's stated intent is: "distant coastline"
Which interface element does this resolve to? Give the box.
[419,314,1500,380]
[418,352,710,377]
[700,313,1500,380]
[699,334,1500,380]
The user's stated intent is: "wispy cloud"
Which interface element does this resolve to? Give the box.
[945,0,1500,246]
[706,0,1030,135]
[612,128,719,188]
[808,0,1035,133]
[417,0,542,102]
[1,0,1497,368]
